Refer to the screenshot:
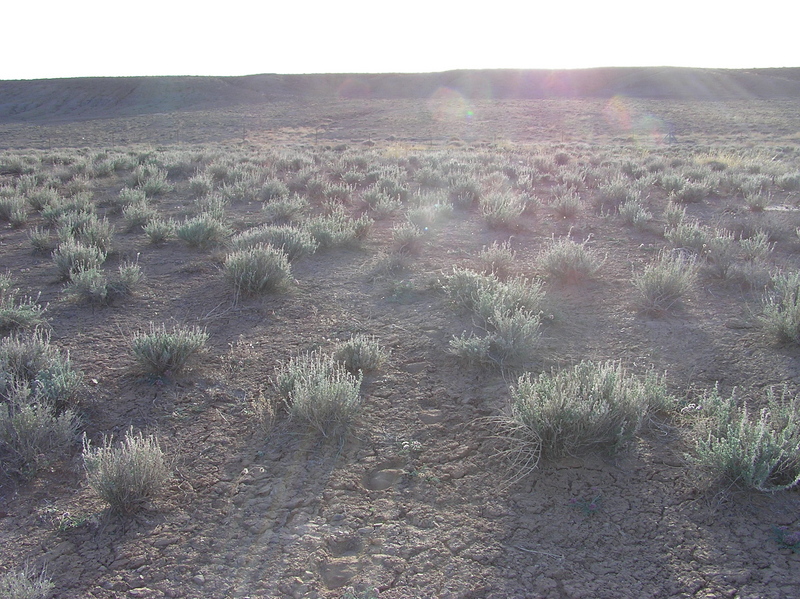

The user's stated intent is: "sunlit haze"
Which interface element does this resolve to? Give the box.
[3,0,798,80]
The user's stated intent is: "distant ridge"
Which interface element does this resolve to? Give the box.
[1,67,799,123]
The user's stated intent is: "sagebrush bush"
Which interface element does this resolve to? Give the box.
[262,195,310,224]
[761,271,800,344]
[0,566,54,599]
[305,209,372,249]
[506,361,673,464]
[664,219,710,255]
[229,224,317,261]
[633,250,697,314]
[0,290,47,335]
[443,268,546,323]
[83,428,169,514]
[130,323,209,375]
[334,335,388,374]
[453,308,541,366]
[224,245,292,296]
[478,240,516,279]
[123,201,159,232]
[176,213,231,249]
[51,239,107,281]
[480,192,526,229]
[689,386,800,491]
[143,218,175,244]
[0,330,82,408]
[274,352,362,437]
[0,384,79,473]
[537,236,601,283]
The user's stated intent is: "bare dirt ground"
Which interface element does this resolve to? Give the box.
[1,97,800,599]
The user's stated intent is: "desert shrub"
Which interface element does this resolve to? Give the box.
[443,268,546,324]
[596,177,638,211]
[689,386,800,491]
[188,173,214,197]
[143,218,176,244]
[83,428,169,515]
[68,214,114,253]
[480,192,526,229]
[131,165,172,196]
[663,201,686,228]
[478,240,516,279]
[0,195,27,227]
[274,352,362,437]
[776,172,800,191]
[0,384,79,473]
[672,182,710,204]
[0,290,47,336]
[305,209,372,249]
[659,173,686,194]
[448,175,481,207]
[0,330,82,408]
[704,229,737,279]
[229,224,317,261]
[334,335,388,374]
[505,361,672,463]
[407,195,454,230]
[450,308,541,366]
[194,193,228,220]
[391,223,425,256]
[632,250,697,314]
[224,245,292,296]
[664,219,710,254]
[743,190,771,212]
[66,261,141,305]
[130,323,209,375]
[618,199,652,229]
[41,193,94,227]
[0,566,54,599]
[262,195,310,224]
[25,186,59,211]
[761,271,800,344]
[66,268,111,304]
[108,187,146,214]
[51,239,107,281]
[176,213,231,249]
[739,230,774,262]
[259,179,290,201]
[537,236,602,283]
[550,189,582,219]
[122,201,159,232]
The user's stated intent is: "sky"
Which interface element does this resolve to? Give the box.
[3,0,798,80]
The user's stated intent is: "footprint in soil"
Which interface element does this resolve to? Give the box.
[320,559,359,589]
[362,460,405,491]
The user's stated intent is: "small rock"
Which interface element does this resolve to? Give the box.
[191,574,205,586]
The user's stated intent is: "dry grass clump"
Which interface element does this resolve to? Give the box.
[83,428,170,514]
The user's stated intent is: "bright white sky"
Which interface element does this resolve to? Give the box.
[3,0,798,80]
